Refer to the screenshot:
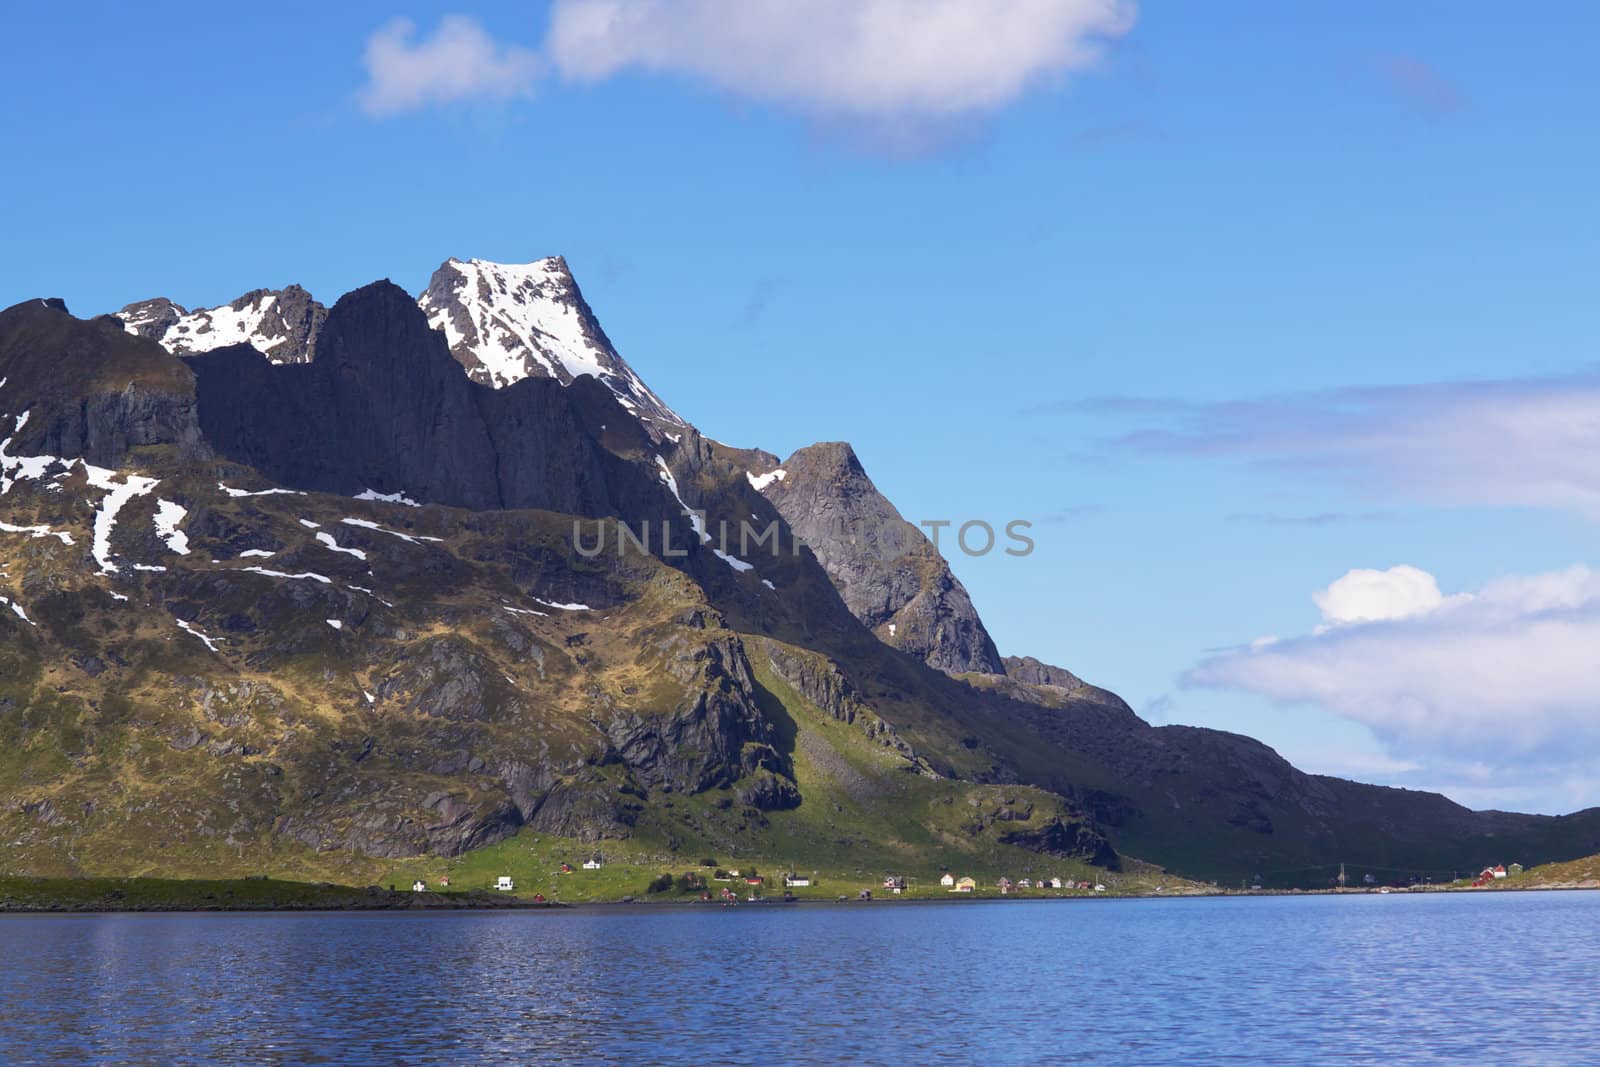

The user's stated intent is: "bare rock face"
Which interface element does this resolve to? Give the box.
[1003,655,1085,691]
[185,280,632,517]
[0,300,204,469]
[757,441,1004,676]
[117,286,327,364]
[998,816,1120,868]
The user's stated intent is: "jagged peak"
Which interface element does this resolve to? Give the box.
[110,255,684,432]
[419,254,682,428]
[114,284,326,365]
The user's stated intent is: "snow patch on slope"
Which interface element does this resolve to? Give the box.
[176,618,220,653]
[1,596,35,626]
[241,566,333,585]
[81,466,160,575]
[1,519,73,545]
[153,500,190,555]
[355,488,421,507]
[340,518,444,544]
[747,468,787,491]
[157,295,276,353]
[531,597,590,612]
[315,531,368,561]
[219,482,304,498]
[656,455,755,573]
[117,288,324,363]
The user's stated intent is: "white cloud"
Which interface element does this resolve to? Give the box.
[1187,564,1600,771]
[358,16,540,116]
[1312,564,1454,625]
[545,0,1136,121]
[1106,373,1600,520]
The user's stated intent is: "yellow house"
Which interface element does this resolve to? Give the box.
[953,876,976,893]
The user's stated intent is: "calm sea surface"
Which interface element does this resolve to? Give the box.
[2,892,1596,1065]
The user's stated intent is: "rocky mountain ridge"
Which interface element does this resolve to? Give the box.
[116,257,1004,682]
[6,265,1600,889]
[120,286,326,364]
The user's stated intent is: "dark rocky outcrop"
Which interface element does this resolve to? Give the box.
[998,816,1120,869]
[0,300,203,468]
[187,281,643,517]
[608,632,787,793]
[1003,655,1085,691]
[758,442,1004,675]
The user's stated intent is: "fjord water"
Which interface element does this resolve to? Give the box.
[2,893,1594,1065]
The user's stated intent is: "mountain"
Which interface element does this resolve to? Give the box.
[119,286,326,364]
[119,257,683,438]
[8,263,1600,893]
[754,442,1005,675]
[419,257,681,429]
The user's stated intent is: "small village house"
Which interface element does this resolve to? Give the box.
[583,858,603,870]
[954,877,976,893]
[1047,877,1063,889]
[784,873,811,888]
[495,876,515,892]
[412,880,426,893]
[940,873,955,887]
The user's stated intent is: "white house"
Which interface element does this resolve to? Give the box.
[784,874,811,888]
[495,876,515,891]
[582,859,603,870]
[412,880,426,893]
[940,873,955,887]
[1093,883,1106,893]
[1047,877,1063,889]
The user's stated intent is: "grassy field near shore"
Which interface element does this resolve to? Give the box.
[0,875,557,912]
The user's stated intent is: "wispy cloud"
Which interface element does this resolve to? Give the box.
[1187,563,1600,811]
[1097,371,1600,519]
[357,16,540,116]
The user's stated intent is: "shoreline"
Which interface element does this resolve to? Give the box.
[4,876,1595,915]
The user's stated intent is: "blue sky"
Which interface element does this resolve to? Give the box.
[4,2,1599,813]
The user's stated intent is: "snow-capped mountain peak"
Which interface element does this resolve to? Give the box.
[115,256,682,431]
[419,257,680,426]
[117,286,326,364]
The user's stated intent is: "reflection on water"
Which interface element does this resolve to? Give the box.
[2,892,1597,1065]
